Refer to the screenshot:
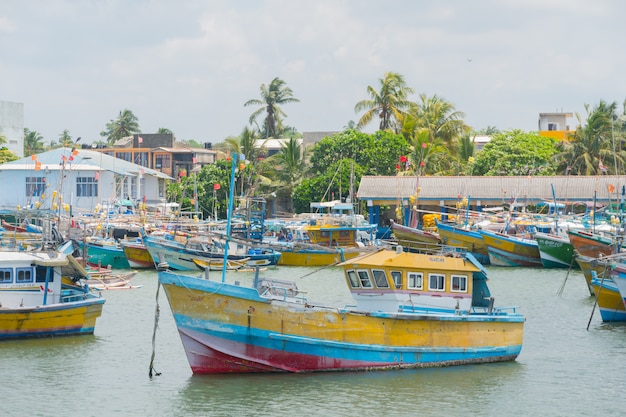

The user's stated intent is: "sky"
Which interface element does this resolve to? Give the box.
[2,0,626,146]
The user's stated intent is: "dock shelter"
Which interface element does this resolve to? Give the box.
[356,175,626,231]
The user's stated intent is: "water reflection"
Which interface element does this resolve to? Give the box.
[170,362,525,417]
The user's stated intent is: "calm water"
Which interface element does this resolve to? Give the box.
[2,265,625,417]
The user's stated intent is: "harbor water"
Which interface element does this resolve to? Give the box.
[2,265,624,417]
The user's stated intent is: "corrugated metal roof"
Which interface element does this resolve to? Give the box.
[357,175,626,204]
[1,147,172,180]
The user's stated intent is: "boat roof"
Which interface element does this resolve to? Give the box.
[339,248,480,272]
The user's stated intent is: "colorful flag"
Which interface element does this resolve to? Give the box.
[599,161,608,172]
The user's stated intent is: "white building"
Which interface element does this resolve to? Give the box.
[0,100,24,158]
[0,147,172,214]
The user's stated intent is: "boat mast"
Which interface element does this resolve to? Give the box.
[221,152,238,283]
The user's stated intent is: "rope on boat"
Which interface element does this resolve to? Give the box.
[557,254,578,297]
[148,282,162,378]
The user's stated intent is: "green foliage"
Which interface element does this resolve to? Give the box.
[309,130,410,176]
[472,130,558,176]
[355,72,414,132]
[0,148,18,164]
[100,109,141,145]
[292,158,366,213]
[23,128,45,156]
[244,77,300,138]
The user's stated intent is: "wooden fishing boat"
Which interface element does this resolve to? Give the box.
[567,229,618,258]
[435,220,490,265]
[120,240,154,269]
[158,246,525,374]
[389,219,441,247]
[84,271,139,290]
[0,242,105,339]
[80,237,131,269]
[534,232,577,269]
[574,254,608,296]
[608,262,626,312]
[480,230,542,267]
[590,276,626,322]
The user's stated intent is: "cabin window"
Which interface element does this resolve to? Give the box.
[0,268,12,283]
[35,266,50,283]
[25,177,46,197]
[372,269,389,288]
[391,271,402,289]
[156,154,171,169]
[16,267,33,283]
[451,275,468,292]
[408,272,423,289]
[428,273,446,291]
[76,177,98,197]
[347,270,360,288]
[357,270,373,288]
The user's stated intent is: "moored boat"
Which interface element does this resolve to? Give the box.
[590,276,626,322]
[389,219,441,247]
[158,246,525,374]
[435,220,490,265]
[120,240,154,269]
[534,232,578,269]
[81,237,131,269]
[480,230,542,267]
[567,229,618,258]
[0,242,105,339]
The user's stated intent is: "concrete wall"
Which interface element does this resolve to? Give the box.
[0,101,24,158]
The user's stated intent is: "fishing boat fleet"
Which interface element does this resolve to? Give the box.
[8,162,626,377]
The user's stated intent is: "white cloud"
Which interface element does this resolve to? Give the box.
[2,0,626,143]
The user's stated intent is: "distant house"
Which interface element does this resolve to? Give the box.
[538,112,575,141]
[0,147,172,213]
[92,133,220,179]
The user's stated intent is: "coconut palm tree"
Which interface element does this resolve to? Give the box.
[354,72,414,132]
[100,109,141,145]
[244,78,300,139]
[266,137,308,212]
[58,129,73,147]
[23,128,45,156]
[555,101,625,175]
[403,93,471,152]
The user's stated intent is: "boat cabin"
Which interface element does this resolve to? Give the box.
[340,247,491,314]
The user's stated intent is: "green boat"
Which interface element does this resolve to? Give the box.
[534,232,578,269]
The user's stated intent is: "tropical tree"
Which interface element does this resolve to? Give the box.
[402,93,472,152]
[554,100,625,175]
[354,72,414,132]
[309,130,410,177]
[100,109,141,145]
[472,130,558,176]
[0,134,18,163]
[398,130,450,176]
[263,137,309,212]
[58,129,73,147]
[244,77,300,138]
[23,128,45,156]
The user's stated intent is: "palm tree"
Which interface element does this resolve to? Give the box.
[100,109,141,145]
[23,128,45,156]
[354,72,414,132]
[58,129,73,147]
[555,101,625,175]
[404,93,471,152]
[266,137,308,212]
[244,78,300,138]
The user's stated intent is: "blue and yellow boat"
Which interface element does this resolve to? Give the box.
[0,242,105,339]
[480,229,542,267]
[158,246,525,373]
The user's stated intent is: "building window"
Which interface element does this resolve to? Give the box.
[429,273,446,291]
[372,269,389,288]
[26,177,46,197]
[357,270,372,288]
[158,179,166,198]
[451,275,468,292]
[0,268,12,283]
[16,267,33,283]
[117,152,132,162]
[548,123,558,131]
[156,154,170,169]
[347,270,360,288]
[76,177,98,197]
[391,271,402,289]
[134,152,149,167]
[408,272,423,289]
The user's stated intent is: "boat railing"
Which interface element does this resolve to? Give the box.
[257,278,307,303]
